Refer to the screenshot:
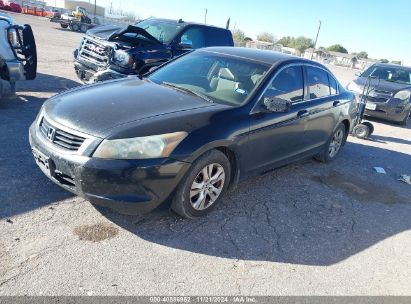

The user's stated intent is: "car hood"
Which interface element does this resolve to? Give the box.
[87,24,160,44]
[354,77,411,94]
[43,78,216,138]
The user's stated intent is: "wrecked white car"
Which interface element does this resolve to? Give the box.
[0,12,37,95]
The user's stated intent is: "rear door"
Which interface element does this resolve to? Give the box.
[302,65,342,151]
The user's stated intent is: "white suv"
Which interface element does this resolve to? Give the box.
[0,12,37,95]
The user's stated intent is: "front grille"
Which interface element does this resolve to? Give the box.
[39,118,86,151]
[78,38,110,67]
[365,95,388,103]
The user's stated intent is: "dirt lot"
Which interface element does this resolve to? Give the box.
[1,14,411,295]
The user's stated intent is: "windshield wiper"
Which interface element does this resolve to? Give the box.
[162,82,214,103]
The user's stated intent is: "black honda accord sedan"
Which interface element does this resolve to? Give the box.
[29,47,357,218]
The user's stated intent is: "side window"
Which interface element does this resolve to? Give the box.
[205,28,232,46]
[180,27,205,49]
[329,74,338,95]
[306,66,330,99]
[265,66,304,103]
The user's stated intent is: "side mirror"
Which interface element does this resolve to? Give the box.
[263,97,291,113]
[178,39,193,49]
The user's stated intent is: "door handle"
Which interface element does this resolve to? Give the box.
[297,110,309,118]
[333,101,341,107]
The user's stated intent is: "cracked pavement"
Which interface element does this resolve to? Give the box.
[1,14,411,295]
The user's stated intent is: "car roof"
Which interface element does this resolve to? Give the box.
[148,18,229,31]
[199,47,315,66]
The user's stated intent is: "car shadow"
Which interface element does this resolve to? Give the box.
[0,73,81,219]
[99,142,411,266]
[15,72,81,94]
[370,135,411,146]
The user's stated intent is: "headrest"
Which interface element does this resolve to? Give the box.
[219,68,235,81]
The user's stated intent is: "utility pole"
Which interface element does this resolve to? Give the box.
[94,0,97,16]
[311,20,322,60]
[204,8,207,24]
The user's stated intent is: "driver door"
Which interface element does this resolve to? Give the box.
[172,26,206,57]
[245,65,311,174]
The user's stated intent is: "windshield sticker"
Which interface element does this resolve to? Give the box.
[235,88,248,95]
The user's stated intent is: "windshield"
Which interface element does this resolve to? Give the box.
[135,19,184,43]
[361,65,411,85]
[148,51,270,106]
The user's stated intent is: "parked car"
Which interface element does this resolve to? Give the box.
[73,18,234,83]
[347,63,411,125]
[1,1,22,13]
[30,47,356,218]
[0,12,37,95]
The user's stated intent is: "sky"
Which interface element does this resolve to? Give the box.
[97,0,411,65]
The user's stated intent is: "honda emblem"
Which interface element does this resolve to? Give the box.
[47,127,56,142]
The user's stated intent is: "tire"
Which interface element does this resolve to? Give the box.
[80,24,88,33]
[352,123,370,139]
[362,122,374,135]
[71,23,80,32]
[315,123,347,163]
[399,109,411,126]
[171,150,231,219]
[60,24,68,29]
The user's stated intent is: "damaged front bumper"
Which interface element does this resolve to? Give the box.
[29,116,191,215]
[73,48,131,83]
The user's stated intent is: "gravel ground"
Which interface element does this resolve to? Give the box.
[1,13,411,296]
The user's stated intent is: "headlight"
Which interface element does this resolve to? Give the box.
[7,28,20,48]
[93,132,188,159]
[113,50,133,67]
[347,82,362,93]
[393,90,411,101]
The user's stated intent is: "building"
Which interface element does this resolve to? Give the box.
[280,46,300,56]
[304,48,379,70]
[44,0,105,16]
[245,40,282,52]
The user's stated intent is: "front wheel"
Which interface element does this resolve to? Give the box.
[171,150,231,218]
[399,109,411,126]
[315,123,347,163]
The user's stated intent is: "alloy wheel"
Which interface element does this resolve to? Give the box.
[190,163,225,211]
[329,128,344,158]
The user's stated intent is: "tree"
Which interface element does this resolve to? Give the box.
[257,32,276,43]
[356,51,368,58]
[277,36,294,47]
[244,37,253,42]
[293,36,314,53]
[391,60,402,65]
[232,29,245,45]
[327,44,348,54]
[379,59,389,63]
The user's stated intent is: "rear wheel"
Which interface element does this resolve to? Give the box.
[352,123,370,139]
[315,123,347,163]
[171,150,231,219]
[80,24,88,33]
[362,122,374,135]
[60,23,68,29]
[71,23,80,32]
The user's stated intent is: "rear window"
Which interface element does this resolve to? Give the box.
[306,66,331,99]
[329,75,338,95]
